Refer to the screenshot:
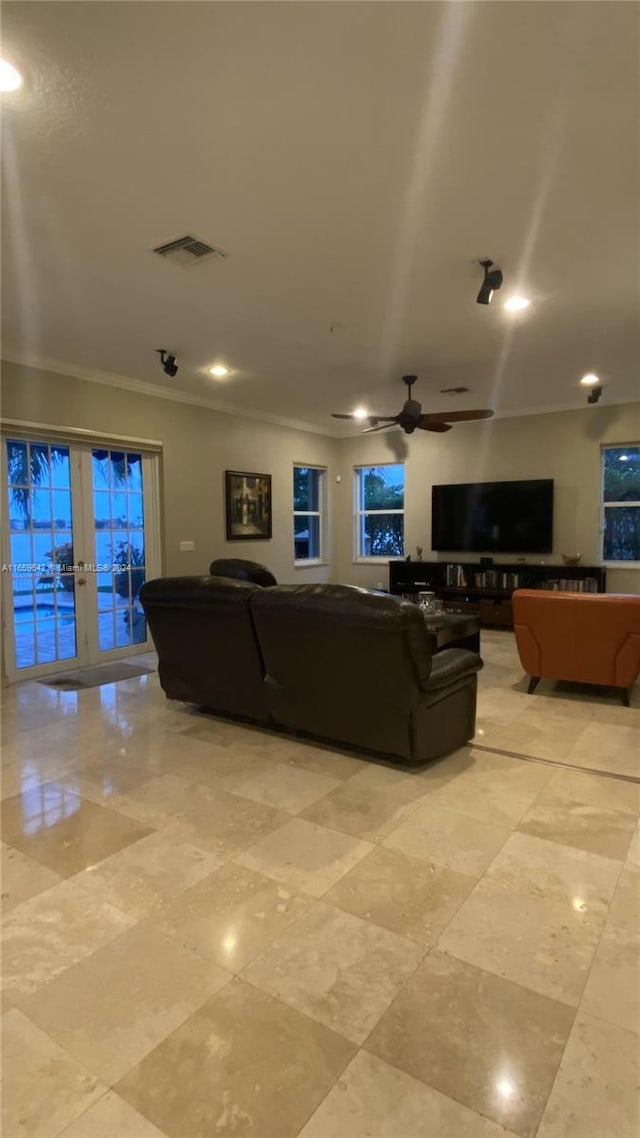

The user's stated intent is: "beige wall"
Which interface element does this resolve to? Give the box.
[0,361,337,583]
[333,402,640,595]
[2,361,639,597]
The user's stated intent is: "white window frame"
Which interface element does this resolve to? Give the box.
[293,464,327,566]
[600,443,640,569]
[354,463,405,562]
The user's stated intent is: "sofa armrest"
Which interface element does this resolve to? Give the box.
[423,648,483,692]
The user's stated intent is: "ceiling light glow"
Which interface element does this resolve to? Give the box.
[353,407,368,420]
[0,59,22,92]
[579,373,600,387]
[496,1077,516,1100]
[209,364,230,378]
[504,296,530,312]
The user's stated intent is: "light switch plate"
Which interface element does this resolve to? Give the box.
[179,541,195,552]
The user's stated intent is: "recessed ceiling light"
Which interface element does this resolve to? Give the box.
[353,407,368,420]
[504,296,530,312]
[209,364,230,378]
[579,373,600,386]
[0,60,23,93]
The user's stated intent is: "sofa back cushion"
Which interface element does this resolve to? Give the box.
[513,589,640,687]
[250,584,433,757]
[208,558,277,587]
[140,576,268,719]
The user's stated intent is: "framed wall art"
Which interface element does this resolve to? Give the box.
[225,470,272,541]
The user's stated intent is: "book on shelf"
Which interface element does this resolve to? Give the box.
[445,564,521,591]
[472,570,520,590]
[538,578,599,593]
[445,564,468,587]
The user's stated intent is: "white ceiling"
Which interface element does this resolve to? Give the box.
[2,1,639,434]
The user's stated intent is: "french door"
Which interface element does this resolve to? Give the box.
[2,435,161,681]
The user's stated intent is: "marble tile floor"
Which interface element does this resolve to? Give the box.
[1,633,639,1138]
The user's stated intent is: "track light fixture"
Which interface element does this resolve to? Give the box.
[587,385,603,405]
[476,259,503,305]
[156,349,178,377]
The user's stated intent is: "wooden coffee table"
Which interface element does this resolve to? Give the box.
[422,612,481,654]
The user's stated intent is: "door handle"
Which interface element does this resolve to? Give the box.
[76,578,87,586]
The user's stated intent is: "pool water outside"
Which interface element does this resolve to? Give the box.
[14,603,76,624]
[11,595,147,669]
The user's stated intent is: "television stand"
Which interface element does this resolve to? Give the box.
[389,560,606,630]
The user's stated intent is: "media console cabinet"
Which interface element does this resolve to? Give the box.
[389,560,607,630]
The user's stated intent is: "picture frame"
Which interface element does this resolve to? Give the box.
[225,470,272,541]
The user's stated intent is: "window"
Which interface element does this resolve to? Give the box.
[293,466,325,562]
[602,445,640,563]
[355,464,405,559]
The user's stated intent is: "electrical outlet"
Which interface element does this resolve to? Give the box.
[179,541,195,552]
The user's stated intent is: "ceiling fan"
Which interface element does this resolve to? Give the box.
[331,375,494,434]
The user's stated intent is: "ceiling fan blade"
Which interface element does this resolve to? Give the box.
[331,412,397,421]
[417,421,453,433]
[419,409,494,425]
[363,422,396,434]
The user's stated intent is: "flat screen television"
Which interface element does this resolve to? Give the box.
[431,478,554,554]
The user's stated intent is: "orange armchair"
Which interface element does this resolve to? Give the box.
[512,590,640,706]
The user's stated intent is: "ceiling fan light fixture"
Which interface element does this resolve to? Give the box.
[476,259,503,305]
[330,376,493,436]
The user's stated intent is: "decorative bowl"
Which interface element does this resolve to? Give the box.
[561,554,582,566]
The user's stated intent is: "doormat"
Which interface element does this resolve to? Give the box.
[39,662,155,689]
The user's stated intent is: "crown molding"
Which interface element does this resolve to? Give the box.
[2,349,637,442]
[0,349,331,439]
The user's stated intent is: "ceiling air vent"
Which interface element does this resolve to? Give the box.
[152,235,227,267]
[440,386,470,394]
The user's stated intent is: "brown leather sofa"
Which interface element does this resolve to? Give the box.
[512,589,640,705]
[140,578,483,763]
[140,576,268,720]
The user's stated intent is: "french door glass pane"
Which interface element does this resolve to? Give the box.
[51,447,71,489]
[112,492,127,526]
[6,439,78,669]
[91,448,147,652]
[128,494,144,528]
